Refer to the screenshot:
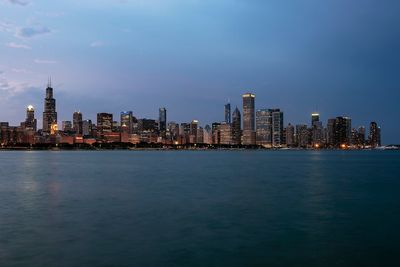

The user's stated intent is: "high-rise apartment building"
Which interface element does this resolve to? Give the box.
[97,113,113,134]
[121,111,134,134]
[73,111,83,135]
[369,122,381,147]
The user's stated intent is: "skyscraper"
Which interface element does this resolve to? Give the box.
[121,111,134,134]
[42,79,57,133]
[311,113,320,127]
[333,116,352,147]
[369,122,381,147]
[242,93,256,145]
[73,111,83,135]
[25,105,37,131]
[97,113,113,134]
[159,108,167,134]
[232,107,241,145]
[82,119,93,136]
[271,109,284,147]
[311,113,323,146]
[256,109,271,146]
[224,103,231,124]
[286,123,295,147]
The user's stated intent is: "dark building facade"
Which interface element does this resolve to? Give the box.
[224,103,231,124]
[42,81,57,133]
[232,107,241,145]
[97,113,113,134]
[73,111,83,135]
[369,121,381,147]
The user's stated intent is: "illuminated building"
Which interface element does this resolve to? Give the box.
[242,93,256,145]
[256,109,271,146]
[25,105,37,132]
[203,125,212,144]
[82,120,93,136]
[311,113,323,147]
[369,122,381,147]
[212,122,221,144]
[190,120,198,143]
[326,118,336,147]
[296,124,309,148]
[224,103,231,124]
[219,122,233,145]
[232,107,241,145]
[286,123,295,147]
[271,109,284,147]
[73,111,83,135]
[121,111,134,134]
[42,79,57,133]
[62,121,72,132]
[97,113,113,134]
[333,116,352,147]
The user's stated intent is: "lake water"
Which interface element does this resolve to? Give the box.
[0,150,399,266]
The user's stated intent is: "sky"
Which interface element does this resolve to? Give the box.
[0,0,399,144]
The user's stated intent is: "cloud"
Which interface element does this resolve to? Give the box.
[90,41,105,47]
[5,0,29,6]
[6,42,31,49]
[34,59,57,64]
[11,68,31,74]
[0,20,15,33]
[16,26,51,38]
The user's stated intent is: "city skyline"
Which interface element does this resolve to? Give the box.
[1,1,399,143]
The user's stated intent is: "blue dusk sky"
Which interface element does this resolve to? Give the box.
[0,0,399,143]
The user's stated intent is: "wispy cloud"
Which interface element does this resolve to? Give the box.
[90,40,106,47]
[11,68,32,74]
[6,42,31,49]
[0,20,15,33]
[16,25,51,38]
[5,0,30,6]
[34,59,57,64]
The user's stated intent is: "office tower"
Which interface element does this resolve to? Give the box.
[82,120,92,136]
[42,79,57,133]
[73,111,83,135]
[168,122,179,142]
[296,124,309,148]
[242,93,256,145]
[62,121,72,132]
[334,116,352,147]
[197,127,204,144]
[25,105,37,131]
[159,108,167,134]
[286,123,295,147]
[311,113,320,127]
[121,111,134,134]
[138,119,157,133]
[256,109,271,146]
[212,122,221,144]
[97,113,113,134]
[190,120,198,143]
[203,124,212,144]
[369,122,381,147]
[326,118,336,147]
[357,126,366,147]
[271,109,284,147]
[219,122,232,145]
[232,107,241,145]
[224,103,231,124]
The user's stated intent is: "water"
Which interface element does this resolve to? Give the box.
[0,151,399,267]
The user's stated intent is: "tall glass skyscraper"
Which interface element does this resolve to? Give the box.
[224,103,231,124]
[242,93,256,145]
[42,80,57,133]
[159,108,167,134]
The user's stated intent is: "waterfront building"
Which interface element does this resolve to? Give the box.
[97,113,113,134]
[286,123,295,147]
[42,79,57,133]
[73,111,83,135]
[271,109,284,147]
[242,93,256,145]
[62,121,72,132]
[25,105,37,132]
[82,120,93,136]
[121,111,134,134]
[190,120,198,143]
[232,107,241,145]
[159,108,167,135]
[224,103,231,124]
[333,116,352,147]
[219,122,233,145]
[212,122,221,144]
[369,122,381,147]
[326,118,336,147]
[296,124,309,148]
[256,109,271,146]
[138,119,157,133]
[203,124,212,145]
[197,127,204,144]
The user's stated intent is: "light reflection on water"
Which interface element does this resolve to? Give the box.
[0,150,399,267]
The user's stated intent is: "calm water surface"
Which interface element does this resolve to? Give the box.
[0,151,399,266]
